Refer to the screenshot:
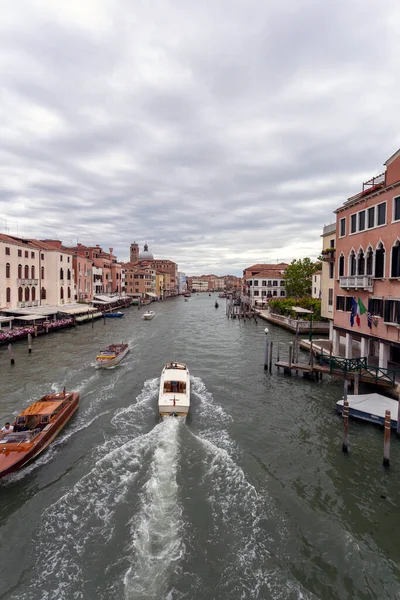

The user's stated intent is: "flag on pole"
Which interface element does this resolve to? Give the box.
[350,296,358,327]
[357,297,367,326]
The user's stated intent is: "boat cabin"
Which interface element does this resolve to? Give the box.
[13,400,68,432]
[163,380,187,394]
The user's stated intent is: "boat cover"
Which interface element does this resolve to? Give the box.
[20,400,64,416]
[337,393,399,421]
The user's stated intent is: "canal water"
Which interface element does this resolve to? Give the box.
[0,295,399,600]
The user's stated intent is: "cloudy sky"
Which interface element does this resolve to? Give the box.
[1,0,400,276]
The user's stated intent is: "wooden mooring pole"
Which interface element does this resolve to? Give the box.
[28,333,32,353]
[263,328,269,371]
[354,372,359,395]
[268,340,273,373]
[342,398,349,454]
[397,391,400,438]
[8,343,15,366]
[383,410,391,468]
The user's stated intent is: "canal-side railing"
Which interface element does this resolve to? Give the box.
[318,354,398,386]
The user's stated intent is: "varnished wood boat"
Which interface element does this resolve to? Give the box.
[0,391,79,479]
[96,343,130,368]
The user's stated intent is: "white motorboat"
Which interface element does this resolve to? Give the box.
[142,310,155,320]
[158,362,190,417]
[95,343,130,368]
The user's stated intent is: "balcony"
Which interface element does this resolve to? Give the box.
[339,276,374,292]
[321,248,336,262]
[17,279,39,285]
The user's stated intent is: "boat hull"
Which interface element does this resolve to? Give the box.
[158,362,190,417]
[0,392,79,479]
[96,346,130,368]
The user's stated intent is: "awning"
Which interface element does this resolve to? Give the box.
[13,315,48,321]
[291,306,313,314]
[146,292,157,298]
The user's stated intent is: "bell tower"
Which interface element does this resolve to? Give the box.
[130,241,139,262]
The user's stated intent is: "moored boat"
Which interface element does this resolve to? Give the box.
[0,391,79,479]
[96,343,129,368]
[142,310,155,320]
[105,312,125,318]
[158,362,190,417]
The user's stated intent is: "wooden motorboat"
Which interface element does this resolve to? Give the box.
[96,343,129,368]
[158,362,190,417]
[105,312,125,318]
[0,391,79,479]
[142,310,155,320]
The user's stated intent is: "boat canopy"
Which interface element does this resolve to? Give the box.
[20,400,64,416]
[163,369,188,382]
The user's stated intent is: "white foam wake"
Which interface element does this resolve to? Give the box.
[124,417,184,600]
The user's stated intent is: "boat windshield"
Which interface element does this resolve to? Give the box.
[163,381,186,393]
[1,430,40,444]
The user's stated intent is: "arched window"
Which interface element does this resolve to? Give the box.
[6,288,11,303]
[41,266,45,279]
[67,269,71,280]
[339,254,345,277]
[357,249,365,276]
[24,265,29,279]
[68,287,71,299]
[391,239,400,278]
[6,263,10,278]
[18,287,23,302]
[31,265,35,279]
[60,287,64,300]
[349,250,356,276]
[41,287,46,300]
[18,264,22,278]
[375,242,385,278]
[366,247,373,276]
[31,287,36,301]
[25,287,30,301]
[60,268,64,280]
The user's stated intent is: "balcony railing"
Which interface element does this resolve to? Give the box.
[17,279,39,285]
[321,249,336,262]
[339,276,374,291]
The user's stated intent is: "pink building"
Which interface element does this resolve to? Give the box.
[333,149,400,369]
[69,244,122,295]
[72,255,93,302]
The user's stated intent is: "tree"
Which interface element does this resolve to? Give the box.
[283,258,320,298]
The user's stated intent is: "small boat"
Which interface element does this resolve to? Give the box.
[215,301,219,308]
[209,293,211,296]
[183,292,191,298]
[0,391,79,479]
[336,393,399,429]
[105,312,125,318]
[96,343,129,368]
[142,310,155,320]
[159,362,190,417]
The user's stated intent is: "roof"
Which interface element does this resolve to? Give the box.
[246,262,288,271]
[384,148,400,166]
[163,370,188,382]
[246,269,286,279]
[20,400,64,416]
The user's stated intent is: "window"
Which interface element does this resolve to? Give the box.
[41,253,44,260]
[368,298,383,317]
[18,264,22,278]
[41,266,44,279]
[60,255,63,262]
[67,269,71,280]
[68,287,71,299]
[377,202,386,226]
[6,263,10,278]
[262,280,266,286]
[24,265,29,278]
[273,290,277,296]
[25,251,28,258]
[330,239,335,249]
[357,250,365,275]
[366,247,373,275]
[273,280,278,286]
[41,287,46,300]
[336,296,345,311]
[60,268,64,280]
[350,214,357,233]
[281,281,285,286]
[391,241,400,277]
[5,247,10,255]
[328,288,333,306]
[280,290,285,296]
[6,288,11,303]
[31,251,35,259]
[24,287,30,301]
[31,287,36,301]
[18,249,22,257]
[31,265,35,279]
[60,287,64,300]
[18,287,23,302]
[358,210,365,231]
[349,251,356,276]
[261,290,266,296]
[368,206,375,228]
[394,196,400,222]
[329,262,334,279]
[254,290,259,296]
[375,243,385,278]
[384,299,400,325]
[314,287,316,294]
[339,255,344,277]
[340,218,346,237]
[254,280,258,286]
[345,296,353,312]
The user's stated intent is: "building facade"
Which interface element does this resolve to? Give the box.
[333,149,400,368]
[245,268,287,307]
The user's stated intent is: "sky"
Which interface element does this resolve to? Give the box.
[1,0,400,277]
